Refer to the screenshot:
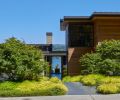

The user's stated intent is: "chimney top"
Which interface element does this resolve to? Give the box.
[46,32,52,36]
[46,32,52,44]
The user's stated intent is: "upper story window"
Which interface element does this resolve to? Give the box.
[68,23,94,47]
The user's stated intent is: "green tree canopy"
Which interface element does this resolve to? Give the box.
[0,37,48,81]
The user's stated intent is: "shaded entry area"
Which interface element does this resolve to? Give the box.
[51,56,62,79]
[43,51,67,79]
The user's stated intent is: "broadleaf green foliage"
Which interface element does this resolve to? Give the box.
[0,37,48,81]
[80,40,120,76]
[96,40,120,59]
[80,53,101,74]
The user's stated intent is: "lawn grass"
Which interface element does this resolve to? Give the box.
[0,77,68,97]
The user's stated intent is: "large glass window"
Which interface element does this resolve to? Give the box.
[69,23,93,47]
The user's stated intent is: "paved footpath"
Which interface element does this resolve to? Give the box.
[0,95,120,100]
[65,82,97,95]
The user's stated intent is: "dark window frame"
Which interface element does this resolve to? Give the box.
[68,23,94,47]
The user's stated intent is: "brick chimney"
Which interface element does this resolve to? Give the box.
[46,32,52,44]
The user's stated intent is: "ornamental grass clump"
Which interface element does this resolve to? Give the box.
[81,74,104,86]
[50,77,62,83]
[0,77,68,96]
[96,76,120,94]
[97,83,119,94]
[0,81,17,90]
[62,75,83,82]
[98,77,120,84]
[70,75,83,82]
[62,76,71,82]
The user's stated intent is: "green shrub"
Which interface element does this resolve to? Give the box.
[97,83,119,94]
[80,40,120,76]
[96,40,120,59]
[80,53,101,74]
[0,37,48,81]
[98,59,120,76]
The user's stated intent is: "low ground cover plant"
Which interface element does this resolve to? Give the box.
[80,74,104,86]
[63,74,120,94]
[62,75,83,82]
[97,83,120,94]
[0,77,68,96]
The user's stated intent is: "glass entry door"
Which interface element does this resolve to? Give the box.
[51,56,62,79]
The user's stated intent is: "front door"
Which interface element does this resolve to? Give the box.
[51,56,62,79]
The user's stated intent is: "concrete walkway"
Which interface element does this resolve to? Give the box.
[65,82,97,95]
[0,95,120,100]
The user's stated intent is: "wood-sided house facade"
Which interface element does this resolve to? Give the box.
[60,12,120,75]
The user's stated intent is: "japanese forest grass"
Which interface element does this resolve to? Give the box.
[0,77,68,97]
[63,74,120,94]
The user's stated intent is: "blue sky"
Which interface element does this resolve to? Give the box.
[0,0,120,44]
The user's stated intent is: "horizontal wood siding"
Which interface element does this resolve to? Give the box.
[68,47,93,75]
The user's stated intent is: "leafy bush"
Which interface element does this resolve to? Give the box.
[80,53,101,74]
[98,59,120,75]
[96,40,120,59]
[97,83,119,94]
[0,37,48,81]
[80,40,120,75]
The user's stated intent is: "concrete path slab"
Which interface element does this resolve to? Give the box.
[92,94,120,100]
[65,82,97,95]
[0,95,93,100]
[0,95,120,100]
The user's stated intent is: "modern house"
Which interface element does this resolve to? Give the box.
[60,12,120,75]
[32,32,67,79]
